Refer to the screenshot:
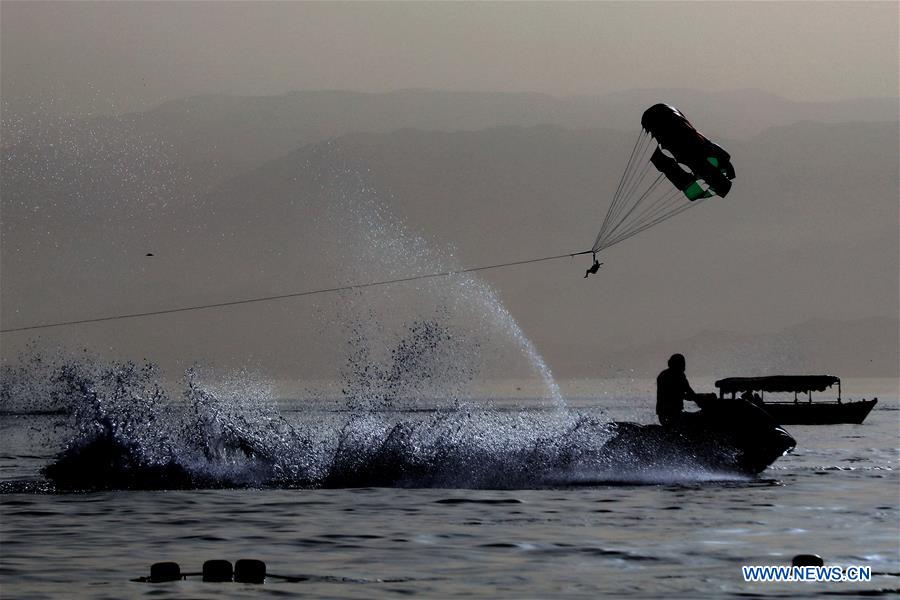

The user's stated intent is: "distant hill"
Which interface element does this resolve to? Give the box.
[2,91,897,379]
[4,88,896,196]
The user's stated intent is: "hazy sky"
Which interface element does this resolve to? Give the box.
[3,1,898,116]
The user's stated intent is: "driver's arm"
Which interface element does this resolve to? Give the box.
[684,377,697,401]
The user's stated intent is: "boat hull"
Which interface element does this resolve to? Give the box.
[757,399,877,425]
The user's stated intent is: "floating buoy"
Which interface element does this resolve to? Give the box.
[149,561,181,583]
[202,559,233,582]
[235,559,266,584]
[137,559,268,584]
[792,554,824,567]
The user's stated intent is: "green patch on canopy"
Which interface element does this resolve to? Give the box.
[682,181,713,201]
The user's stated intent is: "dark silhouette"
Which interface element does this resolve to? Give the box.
[584,255,602,278]
[203,560,233,582]
[234,559,267,584]
[149,562,181,583]
[792,554,824,567]
[656,353,698,426]
[641,103,735,198]
[715,375,877,425]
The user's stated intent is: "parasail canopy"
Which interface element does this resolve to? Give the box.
[591,104,735,255]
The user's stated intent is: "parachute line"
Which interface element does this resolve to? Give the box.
[591,104,733,255]
[599,173,665,246]
[595,131,655,248]
[598,196,709,252]
[594,149,654,250]
[597,130,645,243]
[613,186,683,241]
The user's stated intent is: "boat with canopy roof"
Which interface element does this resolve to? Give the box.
[714,375,877,425]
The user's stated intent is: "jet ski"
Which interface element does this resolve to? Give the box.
[602,394,796,474]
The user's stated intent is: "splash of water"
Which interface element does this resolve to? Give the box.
[0,352,775,492]
[308,143,564,408]
[15,353,583,489]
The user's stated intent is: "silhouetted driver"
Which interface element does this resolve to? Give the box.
[656,353,698,427]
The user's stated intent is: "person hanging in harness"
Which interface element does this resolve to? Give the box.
[584,253,603,278]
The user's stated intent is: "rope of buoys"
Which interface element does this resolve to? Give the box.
[133,559,425,584]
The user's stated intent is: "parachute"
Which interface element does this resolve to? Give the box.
[590,104,735,255]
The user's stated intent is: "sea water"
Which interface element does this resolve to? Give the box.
[0,376,897,599]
